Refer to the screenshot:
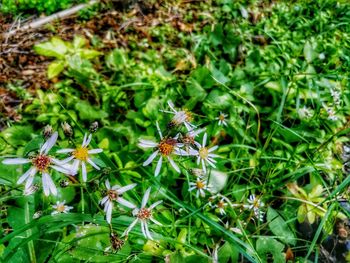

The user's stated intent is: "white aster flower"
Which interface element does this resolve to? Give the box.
[189,177,210,198]
[2,132,71,196]
[297,106,313,119]
[179,128,205,152]
[193,133,219,174]
[57,133,103,182]
[122,187,163,240]
[139,122,190,176]
[323,104,338,121]
[162,100,196,131]
[100,180,137,224]
[246,194,265,222]
[51,200,73,215]
[216,112,228,126]
[330,89,341,106]
[213,198,228,215]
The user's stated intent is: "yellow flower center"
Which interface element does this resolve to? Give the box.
[219,114,225,121]
[73,147,89,161]
[184,110,193,122]
[196,180,205,189]
[32,155,51,172]
[56,204,66,212]
[158,138,177,156]
[199,147,209,159]
[217,200,225,208]
[137,208,151,220]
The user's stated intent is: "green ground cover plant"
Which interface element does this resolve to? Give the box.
[0,0,350,262]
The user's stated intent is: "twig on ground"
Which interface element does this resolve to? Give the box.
[3,0,99,39]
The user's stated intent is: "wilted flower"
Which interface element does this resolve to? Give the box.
[163,100,195,131]
[179,128,205,151]
[51,200,73,215]
[122,187,163,240]
[193,133,219,174]
[139,122,190,176]
[57,133,103,182]
[215,112,228,126]
[89,121,99,133]
[43,125,53,139]
[214,198,228,215]
[61,122,73,137]
[189,177,210,198]
[2,132,71,196]
[100,180,137,224]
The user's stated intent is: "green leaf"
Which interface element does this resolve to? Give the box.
[75,101,108,120]
[79,49,102,60]
[73,35,87,49]
[47,60,65,79]
[256,237,284,263]
[303,40,316,63]
[2,125,33,147]
[267,207,296,245]
[218,242,239,263]
[34,37,67,58]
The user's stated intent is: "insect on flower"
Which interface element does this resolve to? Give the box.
[57,133,103,182]
[51,200,73,215]
[139,122,190,176]
[162,100,196,131]
[2,132,72,196]
[122,187,163,240]
[100,180,137,224]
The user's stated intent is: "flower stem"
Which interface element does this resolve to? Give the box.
[25,201,36,263]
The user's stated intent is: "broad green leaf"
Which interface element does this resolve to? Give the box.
[256,237,284,263]
[73,35,87,49]
[218,242,239,263]
[75,101,108,120]
[267,207,296,245]
[79,49,102,59]
[47,60,65,79]
[34,37,67,58]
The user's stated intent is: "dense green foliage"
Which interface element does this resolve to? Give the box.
[0,0,86,15]
[1,0,350,262]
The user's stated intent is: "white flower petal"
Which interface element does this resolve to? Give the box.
[201,159,207,174]
[88,148,103,154]
[144,222,153,240]
[143,150,159,166]
[208,145,218,153]
[17,167,36,184]
[155,156,163,177]
[150,217,162,226]
[100,196,109,205]
[24,175,35,192]
[84,134,92,147]
[122,218,139,237]
[41,131,58,154]
[87,158,100,170]
[138,139,158,148]
[82,133,88,147]
[140,220,147,238]
[117,197,136,209]
[72,160,80,173]
[58,156,74,165]
[105,179,111,190]
[3,158,30,165]
[106,201,113,224]
[202,133,207,147]
[168,157,180,173]
[51,165,70,175]
[167,100,177,113]
[149,200,163,210]
[56,148,74,154]
[141,187,151,208]
[82,162,87,182]
[117,183,137,194]
[156,121,163,139]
